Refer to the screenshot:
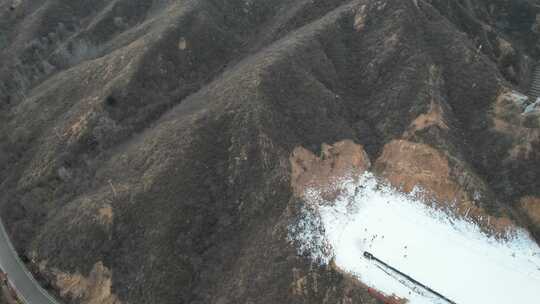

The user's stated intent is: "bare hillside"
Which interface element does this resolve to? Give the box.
[1,0,539,303]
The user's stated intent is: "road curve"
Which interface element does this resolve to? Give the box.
[0,219,60,304]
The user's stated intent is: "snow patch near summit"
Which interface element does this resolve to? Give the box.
[288,172,540,304]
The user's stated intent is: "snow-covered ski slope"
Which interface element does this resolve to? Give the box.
[289,172,540,304]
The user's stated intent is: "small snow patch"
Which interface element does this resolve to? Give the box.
[524,98,540,114]
[289,172,540,303]
[178,37,187,50]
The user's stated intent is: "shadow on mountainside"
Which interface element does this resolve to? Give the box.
[0,0,539,303]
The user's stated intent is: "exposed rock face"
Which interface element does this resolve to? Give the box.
[52,262,121,304]
[0,0,539,303]
[374,139,514,237]
[290,140,370,200]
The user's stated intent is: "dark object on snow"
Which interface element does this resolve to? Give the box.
[363,251,457,304]
[363,251,375,260]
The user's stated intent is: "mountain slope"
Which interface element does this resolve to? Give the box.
[1,0,539,303]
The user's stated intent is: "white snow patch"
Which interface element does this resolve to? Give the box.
[506,91,529,108]
[524,97,540,114]
[288,172,540,304]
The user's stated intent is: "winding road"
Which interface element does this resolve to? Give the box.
[0,219,60,304]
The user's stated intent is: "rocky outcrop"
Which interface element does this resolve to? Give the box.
[51,262,121,304]
[374,140,514,237]
[290,140,370,201]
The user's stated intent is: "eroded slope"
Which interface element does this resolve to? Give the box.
[1,0,540,303]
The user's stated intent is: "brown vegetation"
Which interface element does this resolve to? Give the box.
[0,0,539,303]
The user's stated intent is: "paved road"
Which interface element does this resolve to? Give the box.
[0,219,60,304]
